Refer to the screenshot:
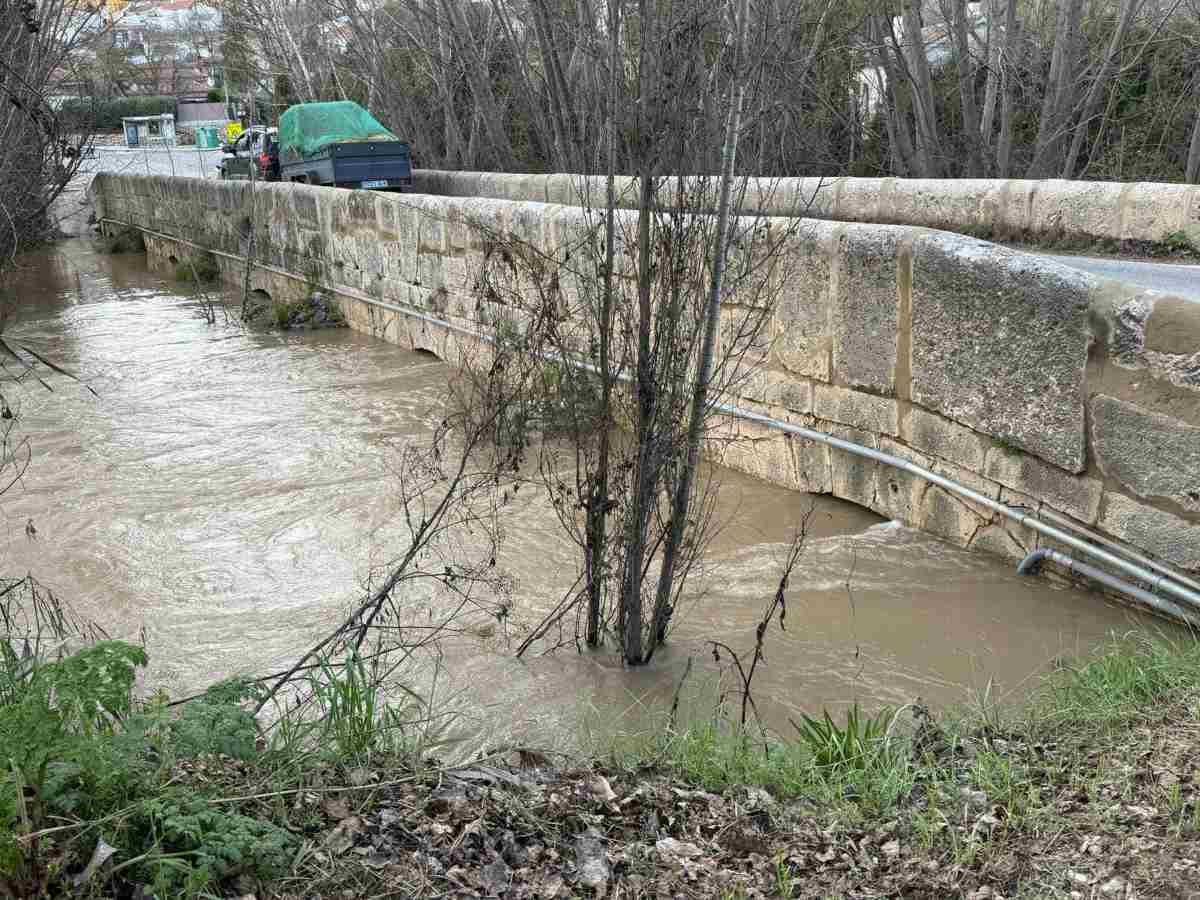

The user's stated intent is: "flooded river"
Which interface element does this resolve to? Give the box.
[3,240,1162,747]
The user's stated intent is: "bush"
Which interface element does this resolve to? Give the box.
[58,96,176,133]
[0,638,290,897]
[132,794,295,895]
[175,252,220,284]
[100,227,145,254]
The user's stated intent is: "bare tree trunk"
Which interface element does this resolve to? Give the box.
[620,0,658,666]
[436,0,516,168]
[585,0,621,647]
[979,0,1002,145]
[901,0,942,175]
[648,0,751,659]
[525,0,575,169]
[273,2,316,100]
[1188,70,1200,184]
[996,0,1018,176]
[951,0,986,175]
[490,0,558,167]
[873,16,919,175]
[1061,0,1145,178]
[1027,0,1083,177]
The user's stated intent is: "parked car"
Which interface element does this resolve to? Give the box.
[217,127,279,181]
[277,101,411,191]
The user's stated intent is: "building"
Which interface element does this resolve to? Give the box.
[98,1,224,99]
[854,2,990,126]
[122,112,176,146]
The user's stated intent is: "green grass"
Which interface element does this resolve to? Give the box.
[1033,632,1200,731]
[1162,230,1196,254]
[590,631,1200,831]
[598,711,914,818]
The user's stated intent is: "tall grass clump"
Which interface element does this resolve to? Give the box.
[1036,632,1200,731]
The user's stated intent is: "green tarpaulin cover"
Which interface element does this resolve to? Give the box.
[278,101,397,159]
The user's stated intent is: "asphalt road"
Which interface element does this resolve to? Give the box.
[1042,253,1200,301]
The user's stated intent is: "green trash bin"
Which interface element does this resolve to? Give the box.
[195,127,217,149]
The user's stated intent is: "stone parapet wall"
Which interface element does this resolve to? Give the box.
[413,170,1200,247]
[90,173,1200,590]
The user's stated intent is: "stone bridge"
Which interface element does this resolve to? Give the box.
[412,170,1200,247]
[89,172,1200,611]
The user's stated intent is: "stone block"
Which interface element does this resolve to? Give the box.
[1029,179,1123,240]
[724,417,797,487]
[772,227,832,380]
[509,202,548,248]
[1144,296,1200,356]
[1091,395,1200,514]
[444,171,483,199]
[906,406,989,473]
[874,437,932,524]
[1098,493,1200,573]
[813,383,899,436]
[790,430,833,495]
[743,371,813,415]
[982,443,1104,524]
[828,425,883,514]
[831,179,885,223]
[750,176,832,218]
[776,375,813,415]
[915,458,1000,546]
[886,178,990,232]
[1122,184,1194,243]
[543,174,579,207]
[721,305,772,361]
[910,234,1091,472]
[967,523,1030,560]
[832,227,899,393]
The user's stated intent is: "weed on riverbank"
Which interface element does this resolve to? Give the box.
[4,616,1199,898]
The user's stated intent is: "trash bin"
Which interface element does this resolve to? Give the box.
[195,127,217,149]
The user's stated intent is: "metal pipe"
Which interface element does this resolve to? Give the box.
[1017,548,1200,628]
[99,214,1200,620]
[1035,506,1200,593]
[716,403,1200,615]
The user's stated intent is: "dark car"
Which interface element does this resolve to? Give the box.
[218,127,279,181]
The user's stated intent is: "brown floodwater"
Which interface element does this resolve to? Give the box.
[3,240,1166,749]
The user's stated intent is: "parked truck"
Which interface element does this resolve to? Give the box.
[277,101,412,191]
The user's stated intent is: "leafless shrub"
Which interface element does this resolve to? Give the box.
[255,333,529,740]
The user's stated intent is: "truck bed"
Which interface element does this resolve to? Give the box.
[280,140,412,190]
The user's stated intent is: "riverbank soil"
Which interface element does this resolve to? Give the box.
[264,692,1200,899]
[14,637,1182,900]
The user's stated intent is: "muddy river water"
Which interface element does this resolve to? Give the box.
[3,241,1163,749]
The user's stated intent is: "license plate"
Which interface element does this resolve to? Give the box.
[361,179,388,189]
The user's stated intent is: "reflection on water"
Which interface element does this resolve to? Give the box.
[3,240,1164,746]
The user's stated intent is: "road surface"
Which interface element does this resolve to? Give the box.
[1042,253,1200,301]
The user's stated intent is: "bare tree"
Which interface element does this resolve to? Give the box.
[1188,68,1200,183]
[0,0,96,268]
[1061,0,1148,177]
